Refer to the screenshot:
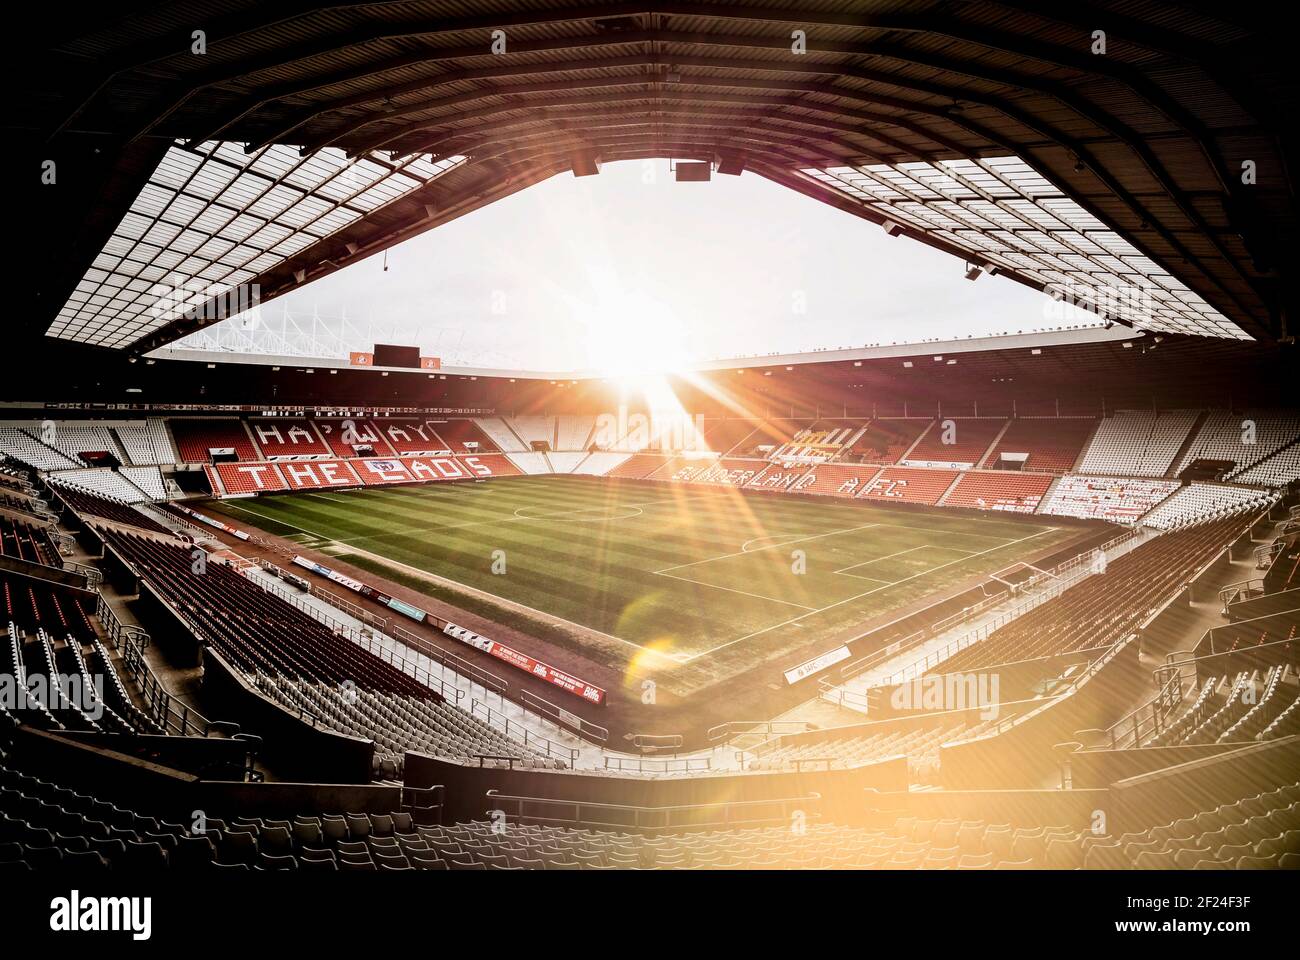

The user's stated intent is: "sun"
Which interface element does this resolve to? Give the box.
[576,288,692,379]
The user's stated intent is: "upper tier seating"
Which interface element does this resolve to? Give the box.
[0,428,83,472]
[372,420,450,455]
[1076,410,1200,477]
[941,472,1054,513]
[171,420,259,463]
[507,417,555,450]
[700,419,760,455]
[32,423,122,465]
[1172,410,1300,483]
[115,419,177,466]
[936,516,1249,672]
[555,416,596,451]
[731,420,800,457]
[1232,442,1300,488]
[846,419,932,464]
[902,418,1007,467]
[1141,483,1277,531]
[312,419,398,458]
[858,467,960,505]
[771,421,864,462]
[474,417,529,453]
[48,469,153,504]
[50,484,171,535]
[247,419,331,458]
[427,420,500,454]
[1039,474,1179,524]
[982,418,1097,473]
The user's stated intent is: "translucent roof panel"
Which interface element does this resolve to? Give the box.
[47,141,466,349]
[805,156,1251,341]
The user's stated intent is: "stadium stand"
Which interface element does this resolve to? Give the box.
[700,419,759,456]
[545,452,588,474]
[572,452,631,475]
[936,515,1249,673]
[474,417,529,453]
[118,466,167,501]
[49,485,171,536]
[31,423,123,466]
[506,452,553,475]
[0,428,84,472]
[730,420,800,457]
[207,462,289,495]
[902,418,1007,468]
[0,517,60,567]
[859,467,961,505]
[603,453,674,479]
[846,419,933,464]
[114,419,177,466]
[1172,410,1300,482]
[48,470,153,504]
[277,460,362,490]
[507,417,556,451]
[1232,441,1300,488]
[1076,410,1200,477]
[171,420,259,463]
[941,472,1055,513]
[100,530,430,699]
[1039,475,1180,524]
[427,420,500,454]
[555,416,596,451]
[771,422,863,462]
[373,420,449,455]
[663,458,768,487]
[982,418,1097,473]
[247,419,331,458]
[1141,483,1278,531]
[312,419,396,458]
[785,463,884,497]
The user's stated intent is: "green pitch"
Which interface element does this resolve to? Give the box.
[204,476,1083,696]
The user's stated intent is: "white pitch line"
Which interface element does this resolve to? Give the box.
[832,544,931,575]
[686,526,1059,661]
[653,570,819,612]
[655,523,881,574]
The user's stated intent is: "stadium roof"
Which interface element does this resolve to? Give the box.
[14,2,1296,354]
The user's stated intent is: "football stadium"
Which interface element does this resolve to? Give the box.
[2,0,1298,937]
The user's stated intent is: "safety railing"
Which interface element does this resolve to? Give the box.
[602,755,712,774]
[484,789,821,834]
[1095,665,1190,750]
[94,592,213,737]
[520,689,609,743]
[470,699,579,765]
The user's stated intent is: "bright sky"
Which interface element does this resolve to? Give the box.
[259,158,1097,372]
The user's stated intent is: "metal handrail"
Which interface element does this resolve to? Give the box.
[484,789,821,833]
[470,699,578,764]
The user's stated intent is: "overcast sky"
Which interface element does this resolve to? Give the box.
[239,159,1096,372]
